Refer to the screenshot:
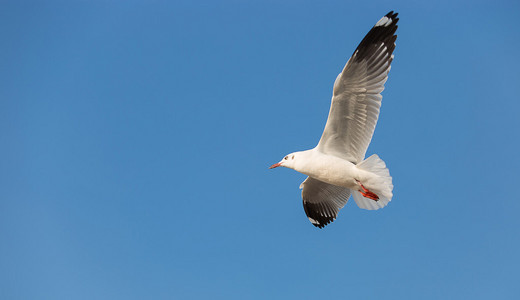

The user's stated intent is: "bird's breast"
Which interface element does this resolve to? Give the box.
[300,154,360,189]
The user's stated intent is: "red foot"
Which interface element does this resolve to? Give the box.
[356,180,379,201]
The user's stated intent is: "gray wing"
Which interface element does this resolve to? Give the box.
[316,11,398,164]
[300,177,351,228]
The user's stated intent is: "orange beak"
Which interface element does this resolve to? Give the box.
[269,162,282,169]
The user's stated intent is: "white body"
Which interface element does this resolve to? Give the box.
[292,149,374,190]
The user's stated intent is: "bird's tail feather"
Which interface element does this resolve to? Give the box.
[353,154,393,210]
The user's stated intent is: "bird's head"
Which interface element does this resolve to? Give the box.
[269,153,297,170]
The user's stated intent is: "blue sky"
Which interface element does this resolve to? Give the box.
[2,0,520,299]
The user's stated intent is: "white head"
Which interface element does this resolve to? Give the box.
[269,152,299,170]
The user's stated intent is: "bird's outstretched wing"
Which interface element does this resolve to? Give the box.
[300,177,351,228]
[317,11,398,164]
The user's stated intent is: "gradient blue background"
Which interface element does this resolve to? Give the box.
[2,1,520,299]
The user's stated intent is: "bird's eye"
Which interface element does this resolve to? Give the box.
[284,156,288,160]
[291,155,295,159]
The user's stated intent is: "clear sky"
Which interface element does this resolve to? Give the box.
[2,0,520,299]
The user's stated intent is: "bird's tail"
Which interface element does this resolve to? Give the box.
[352,154,393,210]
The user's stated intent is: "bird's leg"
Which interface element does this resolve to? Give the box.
[356,180,379,201]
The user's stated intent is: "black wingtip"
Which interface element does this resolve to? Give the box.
[386,11,398,18]
[311,219,330,229]
[385,11,399,25]
[312,221,333,229]
[350,11,399,63]
[303,201,336,229]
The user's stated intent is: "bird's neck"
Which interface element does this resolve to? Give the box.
[292,149,317,173]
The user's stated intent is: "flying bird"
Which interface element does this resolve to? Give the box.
[270,11,398,228]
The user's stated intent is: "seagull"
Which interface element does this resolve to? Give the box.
[270,11,398,228]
